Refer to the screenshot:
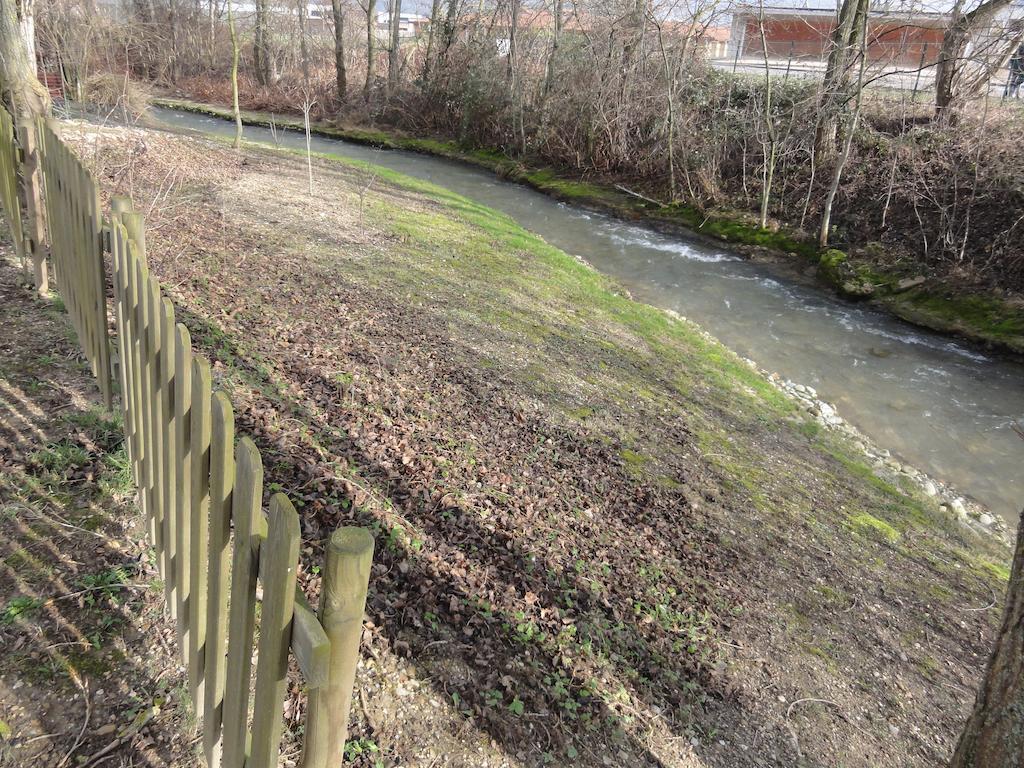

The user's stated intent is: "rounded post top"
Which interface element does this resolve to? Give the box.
[328,527,374,557]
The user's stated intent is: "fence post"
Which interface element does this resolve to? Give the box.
[16,120,47,296]
[300,528,375,768]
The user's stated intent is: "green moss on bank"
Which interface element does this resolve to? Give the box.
[884,290,1024,354]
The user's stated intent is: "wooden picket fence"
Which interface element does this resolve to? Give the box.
[1,109,376,768]
[37,117,113,408]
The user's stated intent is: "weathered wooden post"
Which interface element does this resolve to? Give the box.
[17,120,47,295]
[300,527,375,768]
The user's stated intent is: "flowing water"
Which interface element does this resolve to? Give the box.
[153,107,1024,526]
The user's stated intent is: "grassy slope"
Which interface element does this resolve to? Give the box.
[152,96,1024,356]
[80,123,1009,767]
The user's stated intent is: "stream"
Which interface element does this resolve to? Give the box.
[152,106,1024,527]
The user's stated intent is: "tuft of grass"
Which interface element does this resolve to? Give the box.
[30,439,89,475]
[1,596,45,624]
[847,513,900,544]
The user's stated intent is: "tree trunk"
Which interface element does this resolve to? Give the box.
[297,0,310,90]
[814,0,866,162]
[422,0,441,84]
[387,0,401,91]
[364,0,376,100]
[757,0,776,228]
[330,0,348,101]
[1,0,48,119]
[951,509,1024,767]
[542,0,562,98]
[228,0,242,148]
[254,0,271,86]
[819,0,869,247]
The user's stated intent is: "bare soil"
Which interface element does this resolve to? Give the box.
[4,121,1011,767]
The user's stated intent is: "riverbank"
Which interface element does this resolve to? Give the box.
[58,118,1013,767]
[150,95,1024,359]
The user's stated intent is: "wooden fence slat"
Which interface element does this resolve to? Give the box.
[127,239,145,495]
[189,356,213,721]
[174,323,193,665]
[160,296,178,624]
[136,258,155,545]
[203,392,235,768]
[250,493,301,768]
[146,275,170,604]
[222,437,264,768]
[109,200,132,467]
[253,517,330,687]
[122,212,146,484]
[110,220,132,476]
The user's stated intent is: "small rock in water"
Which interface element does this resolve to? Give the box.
[870,347,893,358]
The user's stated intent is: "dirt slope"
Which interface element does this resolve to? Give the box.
[48,121,1014,767]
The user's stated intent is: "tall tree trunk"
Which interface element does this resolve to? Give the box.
[422,0,441,84]
[819,0,869,247]
[542,0,562,98]
[952,508,1024,767]
[330,0,348,100]
[757,1,776,229]
[227,0,242,148]
[387,0,401,91]
[297,0,310,90]
[364,0,376,100]
[254,0,271,86]
[814,0,866,162]
[0,0,48,119]
[654,20,676,201]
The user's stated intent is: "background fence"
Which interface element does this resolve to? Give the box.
[0,102,375,768]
